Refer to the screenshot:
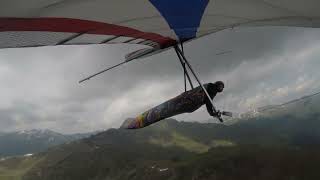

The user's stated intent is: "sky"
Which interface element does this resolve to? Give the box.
[1,27,320,134]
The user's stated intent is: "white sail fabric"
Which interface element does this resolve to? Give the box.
[1,0,320,51]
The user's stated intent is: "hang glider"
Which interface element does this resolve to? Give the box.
[2,0,320,56]
[1,0,320,123]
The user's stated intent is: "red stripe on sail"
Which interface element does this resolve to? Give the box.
[0,17,176,48]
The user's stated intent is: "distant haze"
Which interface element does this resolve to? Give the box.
[0,27,320,133]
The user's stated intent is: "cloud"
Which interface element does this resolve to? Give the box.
[205,41,320,113]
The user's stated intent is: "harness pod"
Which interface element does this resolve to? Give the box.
[122,84,210,129]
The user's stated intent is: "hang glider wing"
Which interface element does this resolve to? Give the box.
[1,0,320,58]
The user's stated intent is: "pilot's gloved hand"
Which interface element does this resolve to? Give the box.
[211,110,222,118]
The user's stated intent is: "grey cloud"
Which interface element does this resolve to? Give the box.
[0,101,41,132]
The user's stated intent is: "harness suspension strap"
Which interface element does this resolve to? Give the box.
[174,46,218,115]
[181,43,187,92]
[183,62,187,92]
[175,49,194,90]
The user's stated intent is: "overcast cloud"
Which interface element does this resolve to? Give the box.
[1,27,320,133]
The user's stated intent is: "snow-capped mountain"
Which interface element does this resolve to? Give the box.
[16,129,65,140]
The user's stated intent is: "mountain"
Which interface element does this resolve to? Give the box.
[1,92,320,180]
[0,129,97,158]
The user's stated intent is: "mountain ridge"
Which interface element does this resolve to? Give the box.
[0,129,97,158]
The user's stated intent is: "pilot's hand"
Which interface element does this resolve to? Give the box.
[210,112,217,117]
[212,111,223,122]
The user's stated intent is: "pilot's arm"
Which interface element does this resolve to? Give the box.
[205,83,218,116]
